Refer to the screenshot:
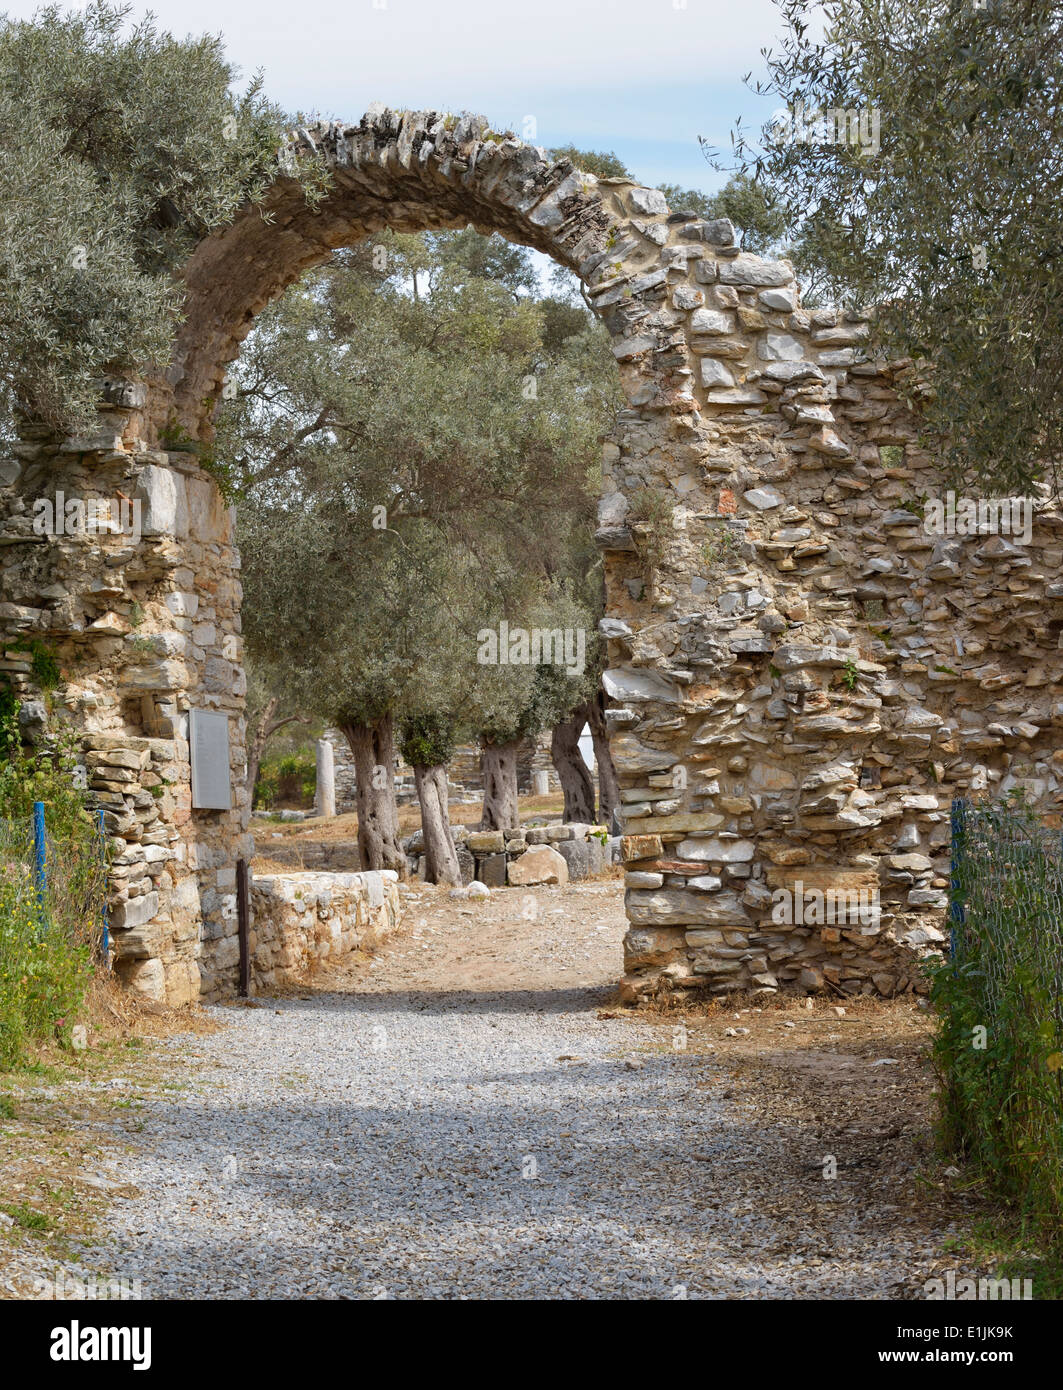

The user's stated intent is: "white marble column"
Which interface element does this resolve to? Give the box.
[315,738,336,819]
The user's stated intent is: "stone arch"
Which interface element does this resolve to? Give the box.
[5,105,1056,1008]
[2,106,719,1005]
[161,109,688,439]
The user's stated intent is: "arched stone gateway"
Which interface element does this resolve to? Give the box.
[3,106,1061,1005]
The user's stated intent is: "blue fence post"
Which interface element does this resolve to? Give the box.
[97,808,109,965]
[950,796,967,962]
[32,800,46,923]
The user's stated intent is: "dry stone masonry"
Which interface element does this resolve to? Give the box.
[249,869,401,991]
[2,106,1060,1005]
[421,821,617,888]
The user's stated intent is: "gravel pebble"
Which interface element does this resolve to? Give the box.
[74,975,941,1299]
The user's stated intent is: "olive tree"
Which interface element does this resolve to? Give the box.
[724,0,1063,493]
[225,227,618,872]
[0,2,315,435]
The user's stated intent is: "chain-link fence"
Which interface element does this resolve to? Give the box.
[929,796,1063,1241]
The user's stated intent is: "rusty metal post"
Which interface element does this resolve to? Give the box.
[236,858,251,996]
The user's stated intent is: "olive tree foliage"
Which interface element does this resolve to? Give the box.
[223,229,618,862]
[244,661,311,804]
[219,234,612,554]
[719,0,1063,494]
[0,2,314,436]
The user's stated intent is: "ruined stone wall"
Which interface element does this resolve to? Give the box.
[604,300,1062,1000]
[249,869,401,990]
[0,421,246,1005]
[2,108,1059,1007]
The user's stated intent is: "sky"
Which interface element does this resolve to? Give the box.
[5,0,790,192]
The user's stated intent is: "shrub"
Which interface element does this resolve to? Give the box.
[928,795,1063,1245]
[400,713,456,769]
[256,749,316,808]
[0,697,104,1066]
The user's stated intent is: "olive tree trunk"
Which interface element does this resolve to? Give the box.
[479,738,521,830]
[340,714,406,874]
[551,705,596,824]
[413,763,461,886]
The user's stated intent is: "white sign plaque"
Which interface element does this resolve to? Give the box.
[189,708,232,810]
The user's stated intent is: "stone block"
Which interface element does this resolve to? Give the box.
[602,668,682,703]
[718,254,793,287]
[623,926,687,969]
[475,853,508,888]
[677,838,755,863]
[626,871,664,889]
[621,834,663,862]
[610,735,678,775]
[556,839,591,880]
[111,891,160,930]
[507,845,569,886]
[135,465,188,538]
[111,925,160,959]
[467,830,506,854]
[115,956,165,1001]
[455,846,475,885]
[627,889,748,926]
[165,959,201,1008]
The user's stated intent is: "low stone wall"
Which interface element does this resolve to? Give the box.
[249,869,401,991]
[404,821,620,885]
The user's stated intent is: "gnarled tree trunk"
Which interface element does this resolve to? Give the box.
[479,738,520,830]
[340,714,406,874]
[413,763,461,886]
[588,688,619,828]
[551,705,596,824]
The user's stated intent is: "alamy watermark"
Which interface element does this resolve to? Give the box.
[32,491,142,544]
[34,1268,143,1300]
[923,492,1033,545]
[771,880,881,930]
[477,620,586,676]
[769,97,881,156]
[49,1321,151,1369]
[923,1269,1032,1301]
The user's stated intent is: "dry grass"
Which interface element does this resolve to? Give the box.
[250,854,308,875]
[79,971,222,1045]
[0,972,221,1297]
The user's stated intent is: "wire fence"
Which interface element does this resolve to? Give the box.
[930,795,1063,1241]
[0,804,108,954]
[0,812,36,912]
[0,803,109,1065]
[949,796,1063,1037]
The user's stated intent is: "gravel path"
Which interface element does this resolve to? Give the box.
[76,884,946,1299]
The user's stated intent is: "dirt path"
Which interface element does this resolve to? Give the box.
[8,880,960,1299]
